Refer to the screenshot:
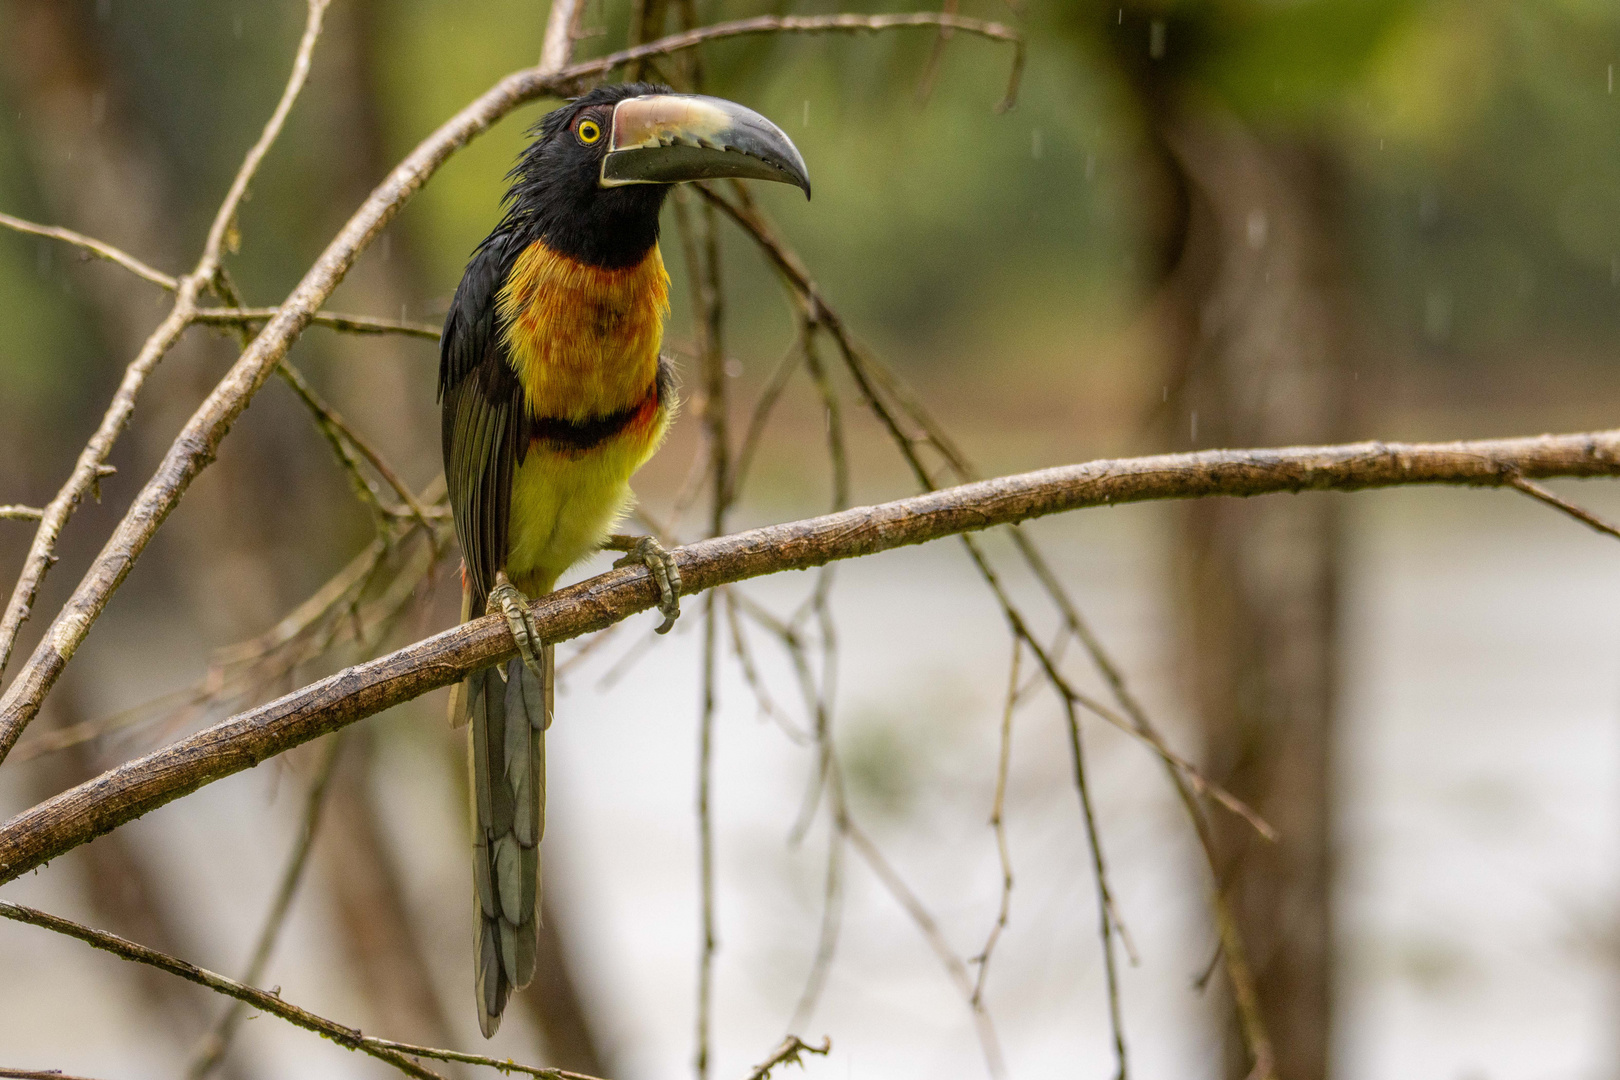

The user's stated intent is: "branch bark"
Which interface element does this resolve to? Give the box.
[1,428,1617,881]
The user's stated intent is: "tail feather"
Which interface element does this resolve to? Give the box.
[466,644,552,1038]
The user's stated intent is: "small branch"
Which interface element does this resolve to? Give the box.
[0,1070,112,1080]
[359,1039,605,1080]
[0,507,44,522]
[0,901,447,1080]
[5,429,1620,880]
[192,307,441,339]
[743,1036,831,1080]
[1061,696,1129,1080]
[0,210,177,289]
[538,0,586,76]
[560,13,1024,109]
[970,640,1021,1006]
[1508,473,1620,542]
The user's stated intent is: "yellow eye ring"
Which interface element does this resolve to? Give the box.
[577,119,602,145]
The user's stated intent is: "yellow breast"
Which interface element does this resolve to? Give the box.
[496,239,669,421]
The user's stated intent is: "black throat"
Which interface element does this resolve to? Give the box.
[501,83,674,270]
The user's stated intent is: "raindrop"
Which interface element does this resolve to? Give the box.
[1418,188,1439,228]
[1085,152,1096,180]
[1424,290,1452,342]
[1117,8,1123,26]
[725,358,743,379]
[1031,129,1043,160]
[1246,209,1268,250]
[802,99,809,128]
[1162,385,1168,403]
[1149,19,1167,60]
[1610,64,1614,94]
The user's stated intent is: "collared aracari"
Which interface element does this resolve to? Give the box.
[438,83,810,1037]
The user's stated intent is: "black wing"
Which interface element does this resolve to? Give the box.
[440,232,531,604]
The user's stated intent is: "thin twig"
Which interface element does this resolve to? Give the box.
[1061,695,1129,1080]
[0,901,448,1080]
[743,1036,831,1080]
[193,307,442,339]
[0,1070,113,1080]
[186,732,347,1079]
[0,211,439,340]
[561,13,1024,110]
[0,210,177,289]
[0,507,44,522]
[970,639,1020,1006]
[1508,472,1620,542]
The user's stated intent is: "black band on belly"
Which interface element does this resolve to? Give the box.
[530,401,643,450]
[527,360,671,453]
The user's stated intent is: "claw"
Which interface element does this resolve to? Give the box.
[489,572,546,680]
[613,536,683,634]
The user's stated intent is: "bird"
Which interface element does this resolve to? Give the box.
[438,82,810,1037]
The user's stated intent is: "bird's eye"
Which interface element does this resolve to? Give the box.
[577,119,602,145]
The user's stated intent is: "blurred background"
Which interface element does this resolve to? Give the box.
[1,0,1619,1077]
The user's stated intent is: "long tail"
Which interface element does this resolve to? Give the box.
[452,590,553,1037]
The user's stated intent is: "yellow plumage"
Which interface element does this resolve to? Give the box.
[496,239,673,595]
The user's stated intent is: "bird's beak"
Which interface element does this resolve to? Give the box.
[601,94,811,199]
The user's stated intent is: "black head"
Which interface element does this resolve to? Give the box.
[500,83,812,270]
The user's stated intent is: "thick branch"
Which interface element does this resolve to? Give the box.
[1,428,1616,880]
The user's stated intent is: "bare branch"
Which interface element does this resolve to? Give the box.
[559,13,1024,109]
[0,901,447,1080]
[4,429,1620,879]
[0,210,177,289]
[0,1069,114,1080]
[539,0,587,76]
[193,307,442,339]
[1508,473,1620,542]
[203,0,333,268]
[0,507,44,522]
[743,1037,831,1080]
[1061,695,1129,1080]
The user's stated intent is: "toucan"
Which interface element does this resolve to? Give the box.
[438,83,810,1037]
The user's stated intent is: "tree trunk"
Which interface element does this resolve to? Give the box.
[1160,115,1351,1080]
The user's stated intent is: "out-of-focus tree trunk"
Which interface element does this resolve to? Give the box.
[1098,10,1354,1077]
[1161,119,1349,1080]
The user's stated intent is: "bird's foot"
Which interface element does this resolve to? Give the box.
[488,572,546,681]
[611,536,682,634]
